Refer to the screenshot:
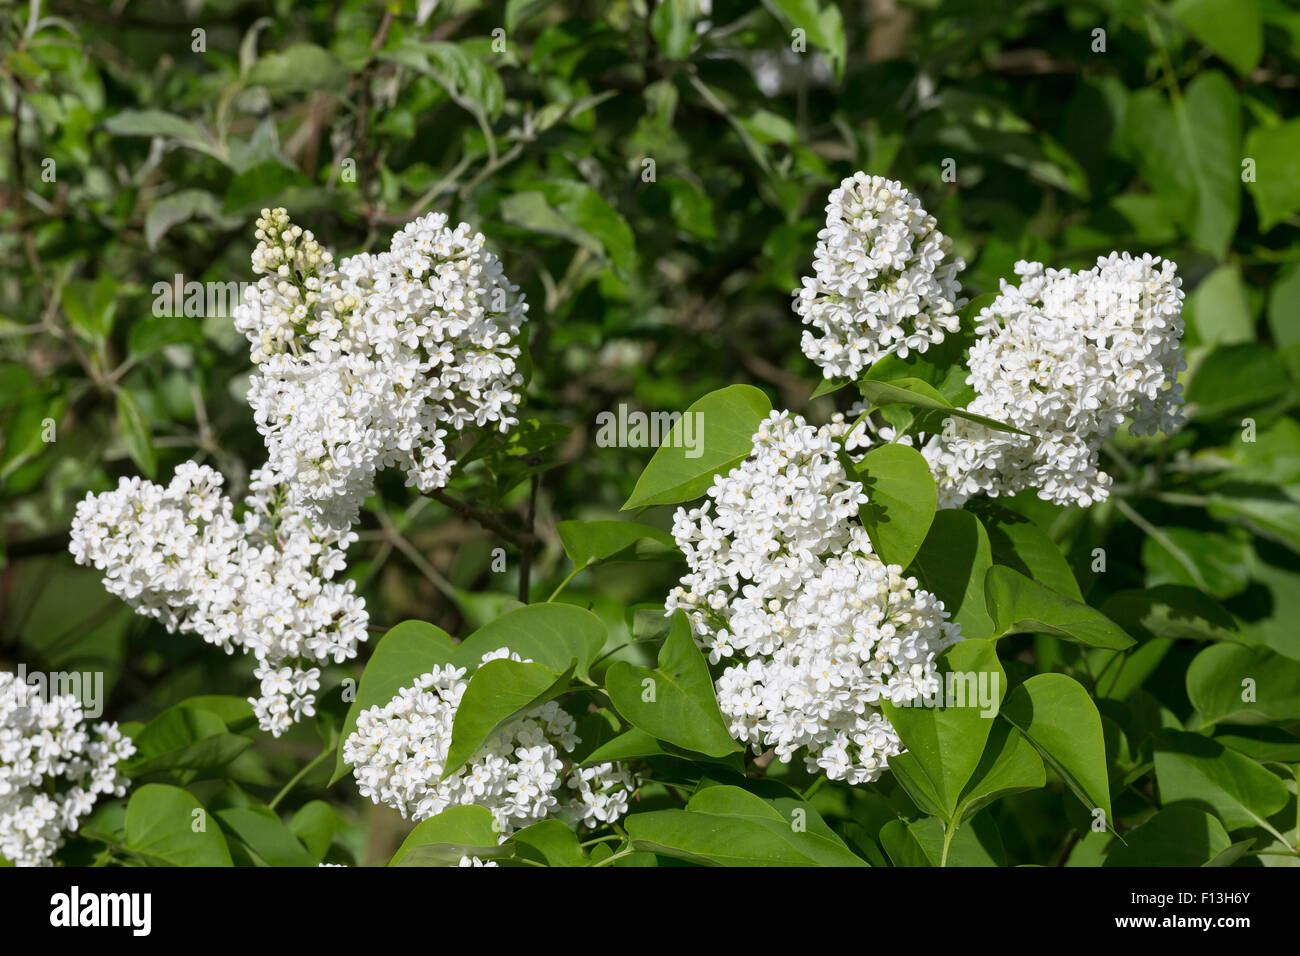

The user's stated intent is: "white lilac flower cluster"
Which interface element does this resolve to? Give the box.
[234,208,529,533]
[0,672,135,866]
[68,461,367,736]
[665,410,961,785]
[794,173,965,379]
[921,253,1186,507]
[344,650,634,835]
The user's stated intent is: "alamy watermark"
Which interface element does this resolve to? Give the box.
[894,669,1000,718]
[594,403,704,458]
[5,664,104,718]
[152,274,255,318]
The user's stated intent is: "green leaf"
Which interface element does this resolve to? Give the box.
[61,275,117,346]
[103,109,207,146]
[1001,673,1113,823]
[625,785,868,866]
[124,784,233,866]
[453,602,607,680]
[1177,71,1242,260]
[1206,484,1300,554]
[124,704,251,776]
[144,189,236,250]
[974,503,1082,600]
[986,566,1135,649]
[907,510,996,641]
[879,813,1006,867]
[500,191,608,259]
[1153,729,1289,831]
[857,378,1027,436]
[115,390,156,477]
[604,610,740,757]
[1245,118,1300,230]
[1100,585,1239,644]
[509,820,590,867]
[1188,644,1300,725]
[246,43,347,93]
[535,180,636,273]
[764,0,847,80]
[651,0,698,59]
[216,807,317,867]
[222,160,313,214]
[289,800,339,861]
[1140,527,1252,599]
[1103,806,1232,866]
[881,640,1006,822]
[443,658,575,778]
[382,39,505,120]
[810,376,850,398]
[1186,264,1254,344]
[1173,0,1263,75]
[622,384,772,510]
[954,720,1046,821]
[128,314,204,359]
[580,726,741,767]
[556,519,679,569]
[1186,344,1291,418]
[389,805,504,866]
[663,177,717,239]
[853,443,937,568]
[331,621,459,784]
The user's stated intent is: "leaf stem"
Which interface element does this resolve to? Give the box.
[269,739,335,811]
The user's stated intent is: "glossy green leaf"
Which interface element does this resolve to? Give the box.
[1001,673,1113,824]
[556,519,679,569]
[854,443,937,568]
[604,610,740,757]
[216,807,317,867]
[389,805,505,866]
[622,385,772,510]
[908,510,995,640]
[986,566,1134,649]
[442,658,574,778]
[881,640,1006,822]
[1188,644,1300,726]
[125,784,233,866]
[626,785,867,866]
[1103,806,1232,867]
[1153,729,1289,831]
[454,602,606,680]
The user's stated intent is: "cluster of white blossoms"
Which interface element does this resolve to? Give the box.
[922,253,1186,507]
[0,672,135,866]
[794,173,966,379]
[68,461,367,736]
[234,208,529,532]
[666,411,961,785]
[344,650,634,835]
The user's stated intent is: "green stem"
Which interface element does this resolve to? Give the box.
[547,561,589,602]
[941,820,957,867]
[269,740,335,811]
[591,846,638,867]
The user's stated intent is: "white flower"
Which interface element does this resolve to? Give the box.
[794,173,965,378]
[921,253,1186,507]
[666,410,961,785]
[68,462,367,737]
[344,651,636,835]
[234,209,529,532]
[0,672,135,866]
